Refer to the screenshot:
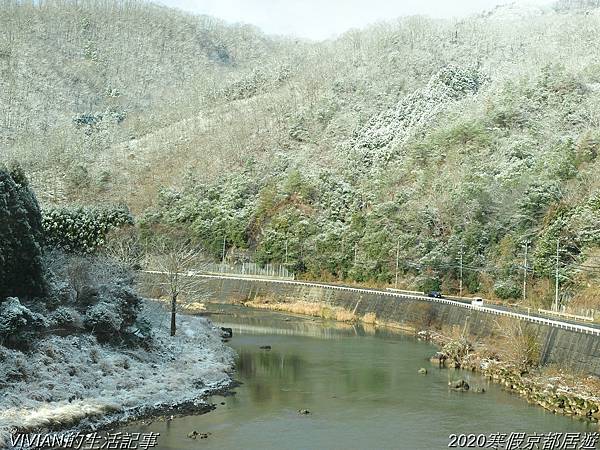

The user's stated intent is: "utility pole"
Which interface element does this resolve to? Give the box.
[221,236,226,266]
[395,238,400,289]
[554,239,560,311]
[523,241,529,302]
[459,243,464,297]
[285,240,288,265]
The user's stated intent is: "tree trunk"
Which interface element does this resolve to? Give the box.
[170,293,177,336]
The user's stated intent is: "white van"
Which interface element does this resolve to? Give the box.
[471,297,484,307]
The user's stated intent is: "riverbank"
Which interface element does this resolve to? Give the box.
[243,296,600,426]
[422,329,600,424]
[243,297,416,333]
[0,301,235,449]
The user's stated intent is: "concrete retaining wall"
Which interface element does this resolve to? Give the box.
[203,276,600,377]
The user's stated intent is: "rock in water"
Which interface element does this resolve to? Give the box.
[430,352,447,366]
[220,327,233,338]
[418,368,428,375]
[188,431,210,439]
[298,409,310,415]
[449,379,470,391]
[259,345,272,350]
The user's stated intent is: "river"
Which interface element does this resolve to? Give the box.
[125,304,596,449]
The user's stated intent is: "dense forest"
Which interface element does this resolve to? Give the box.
[1,0,599,310]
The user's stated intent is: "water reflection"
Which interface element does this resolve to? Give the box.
[237,349,306,403]
[215,308,402,341]
[237,350,305,380]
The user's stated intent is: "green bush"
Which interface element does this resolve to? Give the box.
[416,275,442,293]
[49,306,84,331]
[493,279,522,300]
[84,302,123,342]
[43,205,133,253]
[0,297,48,349]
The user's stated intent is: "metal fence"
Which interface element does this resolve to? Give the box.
[202,262,295,280]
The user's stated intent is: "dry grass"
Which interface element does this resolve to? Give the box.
[181,302,206,314]
[493,317,541,370]
[245,297,425,333]
[246,299,358,322]
[540,363,600,395]
[362,312,377,324]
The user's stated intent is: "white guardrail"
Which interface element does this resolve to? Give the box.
[142,271,600,337]
[537,308,594,323]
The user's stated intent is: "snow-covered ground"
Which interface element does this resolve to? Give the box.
[0,301,235,448]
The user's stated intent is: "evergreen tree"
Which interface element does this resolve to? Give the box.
[0,166,45,299]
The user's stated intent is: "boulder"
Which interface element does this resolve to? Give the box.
[220,327,233,338]
[449,379,470,391]
[430,352,447,366]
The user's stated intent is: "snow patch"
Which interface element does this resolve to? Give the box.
[480,2,550,21]
[0,301,234,446]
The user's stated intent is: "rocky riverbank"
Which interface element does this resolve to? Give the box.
[419,330,600,424]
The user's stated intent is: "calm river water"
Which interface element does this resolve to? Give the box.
[128,304,596,449]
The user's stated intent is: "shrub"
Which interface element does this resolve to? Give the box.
[49,306,84,331]
[222,68,269,100]
[84,302,123,342]
[441,338,472,367]
[104,226,143,269]
[106,285,141,328]
[497,319,541,370]
[66,164,91,190]
[576,131,599,164]
[48,280,77,307]
[493,279,522,300]
[0,297,48,349]
[43,205,133,253]
[43,251,143,342]
[416,275,442,293]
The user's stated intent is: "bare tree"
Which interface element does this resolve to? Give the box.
[146,239,208,336]
[104,226,143,270]
[494,317,541,371]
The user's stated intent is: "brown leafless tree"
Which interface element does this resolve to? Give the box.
[104,226,143,270]
[146,239,208,336]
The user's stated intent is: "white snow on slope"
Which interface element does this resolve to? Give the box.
[480,2,550,21]
[0,301,234,448]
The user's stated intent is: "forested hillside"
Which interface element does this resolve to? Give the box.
[1,0,600,309]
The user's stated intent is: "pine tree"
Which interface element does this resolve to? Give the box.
[0,166,46,299]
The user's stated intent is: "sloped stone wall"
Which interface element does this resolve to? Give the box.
[204,277,600,376]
